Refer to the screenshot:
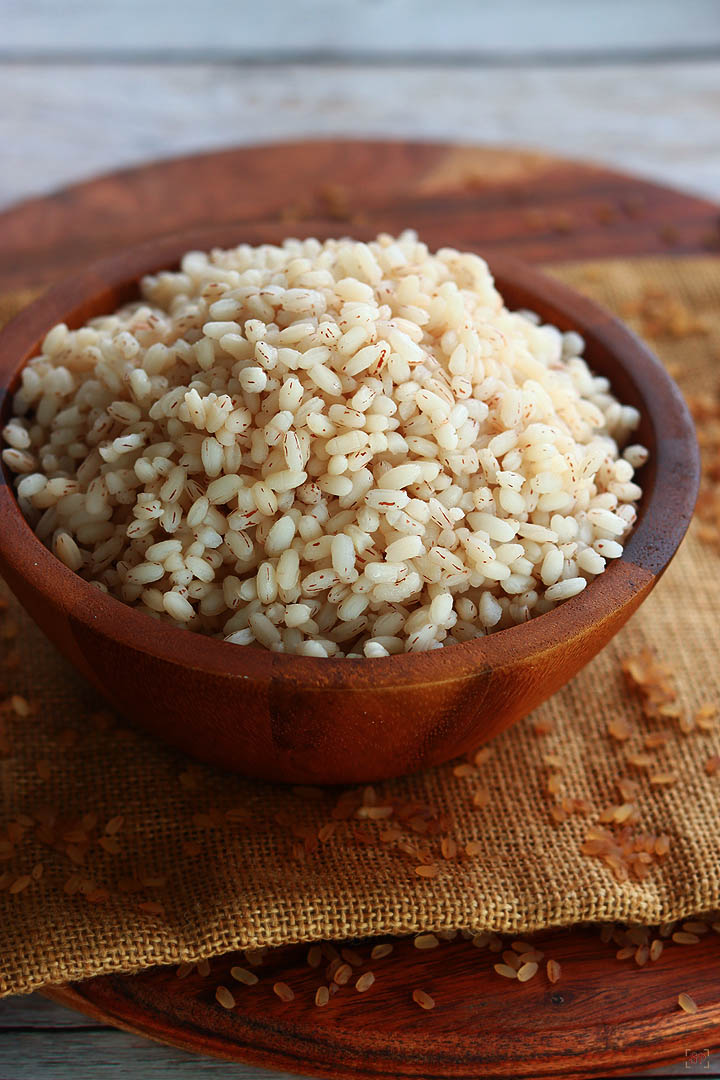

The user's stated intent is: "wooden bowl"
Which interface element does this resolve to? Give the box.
[0,227,700,784]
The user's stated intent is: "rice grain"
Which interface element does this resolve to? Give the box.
[273,981,295,1002]
[2,233,644,657]
[215,986,236,1009]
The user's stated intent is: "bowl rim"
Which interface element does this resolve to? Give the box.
[0,226,700,691]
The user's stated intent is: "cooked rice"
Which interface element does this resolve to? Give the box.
[1,233,645,657]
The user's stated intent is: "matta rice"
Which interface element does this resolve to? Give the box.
[1,232,646,657]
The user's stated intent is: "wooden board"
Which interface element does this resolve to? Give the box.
[2,140,719,295]
[46,929,720,1080]
[2,139,719,1077]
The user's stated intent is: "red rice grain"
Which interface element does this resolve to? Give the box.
[494,964,518,979]
[244,948,265,966]
[370,943,393,960]
[649,772,679,787]
[215,986,236,1009]
[230,966,259,986]
[607,718,631,741]
[518,948,544,964]
[546,959,561,983]
[473,747,492,767]
[672,932,700,945]
[333,963,353,986]
[510,940,533,954]
[441,837,458,859]
[682,921,708,934]
[137,901,165,916]
[634,944,649,967]
[341,948,364,967]
[10,694,31,717]
[413,989,435,1010]
[414,933,440,950]
[307,945,323,968]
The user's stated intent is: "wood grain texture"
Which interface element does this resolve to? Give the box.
[2,998,719,1079]
[1,139,719,297]
[4,0,720,57]
[43,929,720,1079]
[1,61,720,211]
[0,228,699,783]
[0,140,713,1077]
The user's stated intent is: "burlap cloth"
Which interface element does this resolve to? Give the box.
[1,256,719,998]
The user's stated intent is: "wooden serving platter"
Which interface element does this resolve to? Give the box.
[45,928,720,1080]
[2,139,719,1078]
[3,140,719,295]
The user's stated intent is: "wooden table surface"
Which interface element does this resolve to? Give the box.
[2,2,719,1077]
[1,0,720,210]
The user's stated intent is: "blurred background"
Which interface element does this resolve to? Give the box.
[1,0,718,209]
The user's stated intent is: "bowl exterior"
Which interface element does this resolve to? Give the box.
[0,544,653,783]
[0,229,699,783]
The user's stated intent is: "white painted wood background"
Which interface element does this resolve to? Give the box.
[1,2,719,1077]
[1,1,719,208]
[4,0,720,57]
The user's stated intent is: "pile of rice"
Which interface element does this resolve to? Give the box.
[1,232,647,658]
